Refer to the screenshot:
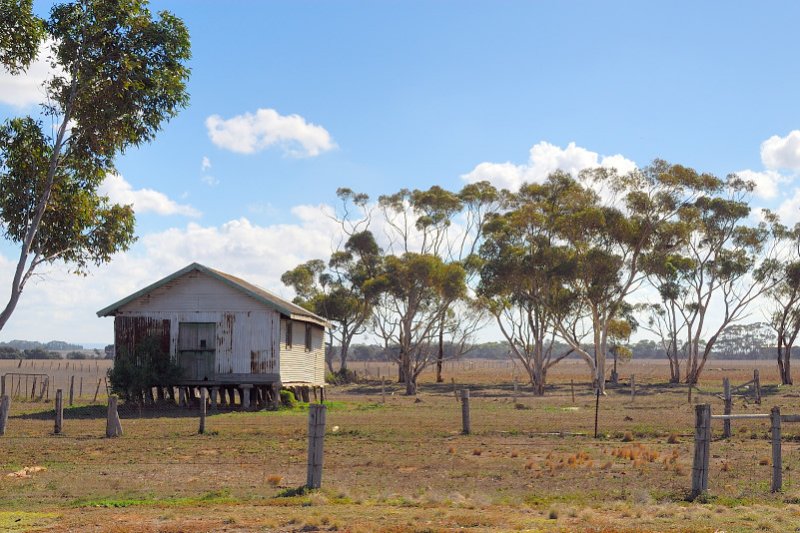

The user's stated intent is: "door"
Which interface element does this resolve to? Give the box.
[178,322,216,380]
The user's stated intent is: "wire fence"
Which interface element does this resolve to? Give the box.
[0,366,794,508]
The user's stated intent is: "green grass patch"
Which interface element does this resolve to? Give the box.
[72,489,235,508]
[0,511,59,531]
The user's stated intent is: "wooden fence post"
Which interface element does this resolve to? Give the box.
[0,395,10,436]
[571,379,575,404]
[771,406,782,492]
[1,374,5,396]
[381,378,386,404]
[54,389,63,435]
[513,378,518,403]
[69,375,75,406]
[106,395,122,438]
[306,403,327,489]
[199,388,207,434]
[461,389,471,435]
[755,369,762,405]
[93,379,102,403]
[723,378,732,438]
[594,388,600,438]
[691,403,711,498]
[79,376,83,399]
[630,375,635,402]
[688,384,692,404]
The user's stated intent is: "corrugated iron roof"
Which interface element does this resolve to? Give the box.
[96,262,329,327]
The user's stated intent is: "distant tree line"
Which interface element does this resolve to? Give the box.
[0,340,111,360]
[0,340,83,351]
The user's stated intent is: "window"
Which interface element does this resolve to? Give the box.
[305,324,313,351]
[285,320,292,348]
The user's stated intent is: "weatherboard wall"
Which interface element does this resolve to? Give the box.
[280,319,325,385]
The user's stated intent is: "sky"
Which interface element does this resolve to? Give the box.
[1,1,800,345]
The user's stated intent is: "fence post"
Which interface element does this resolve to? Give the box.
[630,375,635,402]
[755,369,761,405]
[723,378,732,438]
[306,403,327,489]
[106,395,122,438]
[594,388,600,438]
[0,395,10,436]
[211,387,219,411]
[69,375,75,406]
[513,378,518,403]
[381,378,386,404]
[688,384,692,404]
[771,406,782,492]
[199,388,207,434]
[461,389,471,435]
[54,389,63,435]
[571,379,575,404]
[691,403,711,498]
[79,376,83,399]
[93,379,102,403]
[1,374,5,396]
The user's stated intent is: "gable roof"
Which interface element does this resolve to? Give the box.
[96,262,329,327]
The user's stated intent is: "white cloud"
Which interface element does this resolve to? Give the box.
[736,169,788,200]
[777,189,800,226]
[461,141,637,191]
[761,131,800,171]
[201,156,211,171]
[0,40,60,108]
[99,173,201,218]
[205,108,336,157]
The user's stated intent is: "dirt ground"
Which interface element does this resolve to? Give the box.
[2,358,800,532]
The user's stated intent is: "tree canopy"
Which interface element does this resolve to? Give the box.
[0,0,191,331]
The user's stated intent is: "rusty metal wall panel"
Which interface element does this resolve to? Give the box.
[113,316,170,366]
[113,309,279,379]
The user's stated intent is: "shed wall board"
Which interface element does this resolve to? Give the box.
[280,319,325,386]
[117,271,269,314]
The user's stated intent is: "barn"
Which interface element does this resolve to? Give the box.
[97,262,328,408]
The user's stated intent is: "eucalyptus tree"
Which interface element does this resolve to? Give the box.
[281,231,383,375]
[477,179,577,395]
[0,0,190,331]
[374,252,466,395]
[764,219,800,384]
[374,184,498,391]
[639,252,695,383]
[663,177,784,384]
[0,0,45,73]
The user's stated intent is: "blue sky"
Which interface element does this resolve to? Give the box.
[1,1,800,344]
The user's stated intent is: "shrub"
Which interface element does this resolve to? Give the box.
[107,335,183,402]
[280,389,297,407]
[325,368,359,385]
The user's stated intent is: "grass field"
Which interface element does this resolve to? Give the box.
[2,358,800,532]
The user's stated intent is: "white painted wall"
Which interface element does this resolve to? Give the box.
[280,319,325,386]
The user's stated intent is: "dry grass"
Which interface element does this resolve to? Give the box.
[2,358,799,531]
